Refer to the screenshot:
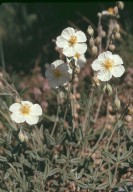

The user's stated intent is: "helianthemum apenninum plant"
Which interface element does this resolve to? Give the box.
[0,1,133,192]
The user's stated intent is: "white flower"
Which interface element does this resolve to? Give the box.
[45,59,72,88]
[56,27,87,57]
[91,51,125,81]
[67,53,86,68]
[9,101,42,125]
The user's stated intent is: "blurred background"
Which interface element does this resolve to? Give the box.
[0,2,133,73]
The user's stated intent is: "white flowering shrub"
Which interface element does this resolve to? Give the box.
[0,1,133,192]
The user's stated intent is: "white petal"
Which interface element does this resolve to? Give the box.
[63,46,76,57]
[77,59,85,68]
[48,79,59,88]
[25,115,39,125]
[56,36,68,48]
[51,60,64,68]
[111,65,125,77]
[30,104,42,116]
[98,51,112,62]
[10,112,25,123]
[91,59,102,71]
[97,70,112,81]
[57,62,72,74]
[75,31,87,42]
[21,101,33,107]
[9,103,21,112]
[61,27,75,40]
[74,43,87,54]
[112,54,123,65]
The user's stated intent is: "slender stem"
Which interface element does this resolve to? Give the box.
[94,93,104,123]
[0,36,6,70]
[51,91,60,136]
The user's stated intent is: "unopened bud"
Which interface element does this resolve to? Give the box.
[74,76,79,83]
[0,72,3,78]
[89,38,94,47]
[114,23,120,31]
[111,34,115,40]
[76,93,80,99]
[97,12,102,18]
[109,44,115,51]
[101,30,106,37]
[115,32,121,39]
[58,91,65,100]
[70,94,76,100]
[74,113,78,119]
[91,46,98,55]
[103,83,112,95]
[69,58,76,70]
[75,66,80,75]
[92,76,100,86]
[117,1,124,10]
[125,115,132,123]
[113,6,119,15]
[128,107,133,115]
[114,95,121,109]
[15,98,21,103]
[76,103,80,110]
[18,128,25,142]
[95,37,101,45]
[108,104,113,112]
[87,25,94,36]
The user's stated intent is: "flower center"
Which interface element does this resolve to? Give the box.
[74,52,80,59]
[103,59,114,70]
[107,7,114,14]
[19,104,31,115]
[53,69,63,78]
[68,35,77,46]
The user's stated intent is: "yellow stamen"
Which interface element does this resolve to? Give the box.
[19,104,31,115]
[68,35,77,46]
[75,52,80,59]
[107,7,114,14]
[103,59,114,70]
[53,69,63,78]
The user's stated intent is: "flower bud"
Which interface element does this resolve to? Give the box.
[89,37,94,47]
[113,6,118,15]
[103,83,112,95]
[115,32,121,39]
[109,44,115,51]
[114,95,121,109]
[91,46,98,55]
[74,76,79,83]
[128,107,133,115]
[125,115,132,123]
[97,12,102,18]
[95,37,101,45]
[117,1,124,10]
[101,30,106,37]
[76,93,80,99]
[18,128,25,142]
[114,23,120,31]
[76,103,80,110]
[87,25,94,36]
[92,76,100,86]
[75,66,80,75]
[0,72,3,78]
